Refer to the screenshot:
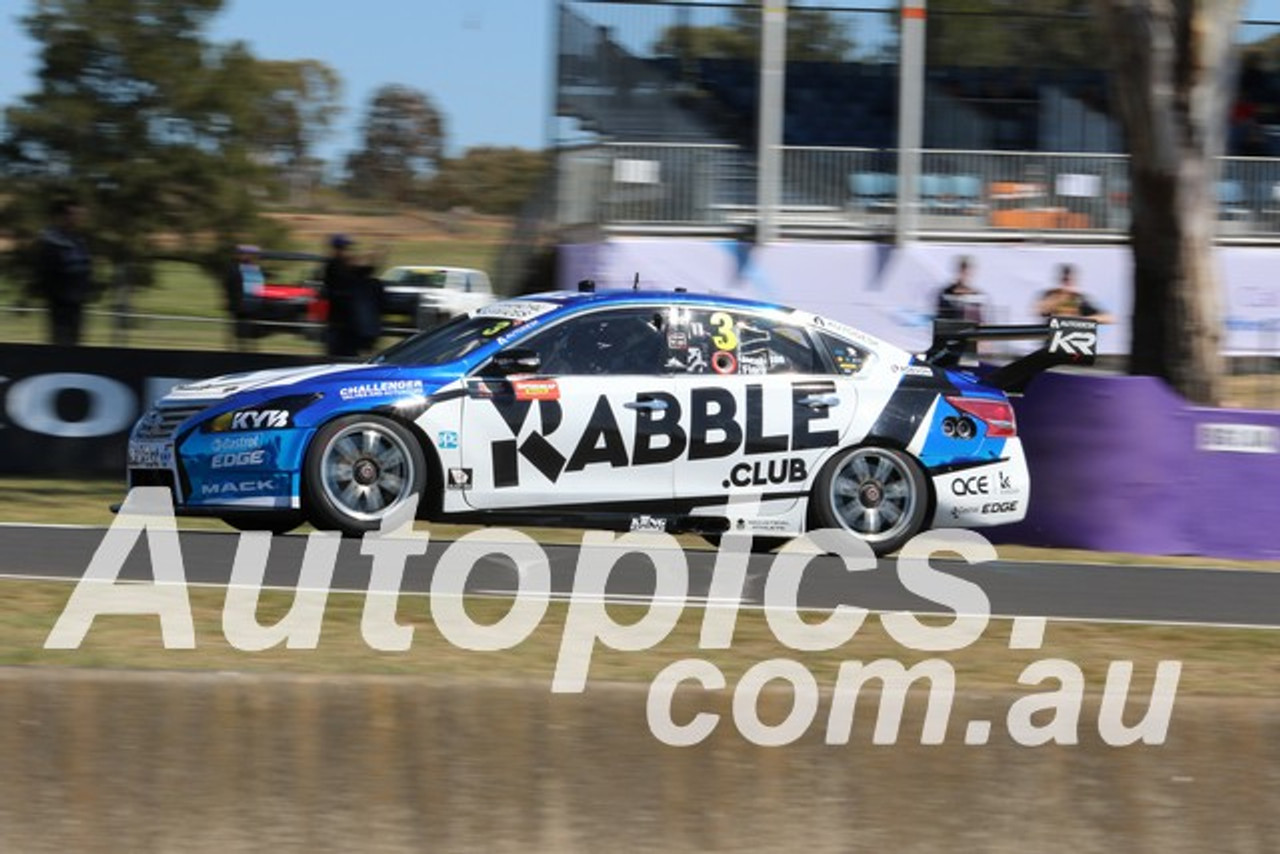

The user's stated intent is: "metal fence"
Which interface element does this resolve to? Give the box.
[558,142,1280,242]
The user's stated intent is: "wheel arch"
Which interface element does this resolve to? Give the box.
[300,408,443,522]
[807,433,938,533]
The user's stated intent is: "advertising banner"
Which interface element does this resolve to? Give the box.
[0,345,317,475]
[562,239,1279,356]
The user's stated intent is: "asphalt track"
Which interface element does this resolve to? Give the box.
[2,523,1279,628]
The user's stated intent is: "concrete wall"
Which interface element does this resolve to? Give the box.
[1,668,1277,853]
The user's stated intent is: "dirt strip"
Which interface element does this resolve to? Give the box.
[0,667,1276,853]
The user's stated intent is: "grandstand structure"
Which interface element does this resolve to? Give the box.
[549,0,1280,243]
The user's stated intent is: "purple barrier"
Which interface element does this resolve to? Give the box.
[995,372,1280,560]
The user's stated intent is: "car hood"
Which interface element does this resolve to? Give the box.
[163,363,405,403]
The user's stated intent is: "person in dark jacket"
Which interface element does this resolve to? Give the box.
[36,199,94,345]
[935,255,986,323]
[322,234,383,357]
[223,244,266,349]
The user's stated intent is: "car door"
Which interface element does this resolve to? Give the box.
[459,306,678,512]
[665,306,859,509]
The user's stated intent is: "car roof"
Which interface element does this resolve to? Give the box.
[516,288,796,315]
[497,289,904,359]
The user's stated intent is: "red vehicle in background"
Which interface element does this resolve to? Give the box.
[240,250,327,336]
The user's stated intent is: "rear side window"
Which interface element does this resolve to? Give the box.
[817,332,873,375]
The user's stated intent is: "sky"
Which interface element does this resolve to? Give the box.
[2,0,1280,165]
[0,0,554,160]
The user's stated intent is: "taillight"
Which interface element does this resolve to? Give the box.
[946,395,1016,438]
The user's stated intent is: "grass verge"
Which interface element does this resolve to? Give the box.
[2,579,1277,697]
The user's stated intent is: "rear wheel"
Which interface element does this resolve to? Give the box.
[810,445,929,556]
[303,414,427,536]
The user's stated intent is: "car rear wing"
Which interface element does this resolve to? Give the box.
[925,316,1099,393]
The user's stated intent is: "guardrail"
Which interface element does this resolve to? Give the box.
[0,305,418,354]
[558,143,1280,242]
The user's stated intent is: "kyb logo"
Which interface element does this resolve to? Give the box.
[950,474,990,496]
[229,410,290,430]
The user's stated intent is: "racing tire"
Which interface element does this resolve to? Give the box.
[219,511,305,535]
[303,414,428,536]
[810,445,929,556]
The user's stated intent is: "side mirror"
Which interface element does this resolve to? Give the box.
[491,348,541,375]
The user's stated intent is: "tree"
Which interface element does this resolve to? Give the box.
[237,58,342,206]
[1094,0,1244,404]
[927,1,1101,70]
[244,59,342,171]
[0,0,287,290]
[344,85,446,202]
[653,4,854,63]
[426,147,550,215]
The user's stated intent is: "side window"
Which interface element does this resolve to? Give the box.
[524,308,669,375]
[817,332,872,376]
[675,309,817,375]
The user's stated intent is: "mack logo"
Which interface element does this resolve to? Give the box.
[491,381,839,489]
[229,410,290,430]
[200,478,282,497]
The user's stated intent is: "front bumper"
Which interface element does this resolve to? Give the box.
[128,424,312,512]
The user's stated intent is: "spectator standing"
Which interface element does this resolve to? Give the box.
[1036,263,1114,323]
[322,234,383,357]
[35,198,94,345]
[935,255,986,322]
[223,244,265,349]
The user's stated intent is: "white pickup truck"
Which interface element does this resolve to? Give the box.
[378,265,496,328]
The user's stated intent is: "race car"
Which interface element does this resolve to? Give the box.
[125,288,1096,553]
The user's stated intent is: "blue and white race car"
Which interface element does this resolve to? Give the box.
[125,289,1096,553]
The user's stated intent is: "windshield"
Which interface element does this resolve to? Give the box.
[372,314,527,367]
[386,269,446,288]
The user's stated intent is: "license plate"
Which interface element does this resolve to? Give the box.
[128,441,174,468]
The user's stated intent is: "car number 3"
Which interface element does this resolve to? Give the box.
[710,312,738,351]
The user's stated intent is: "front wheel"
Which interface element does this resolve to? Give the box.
[303,414,428,536]
[810,445,929,556]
